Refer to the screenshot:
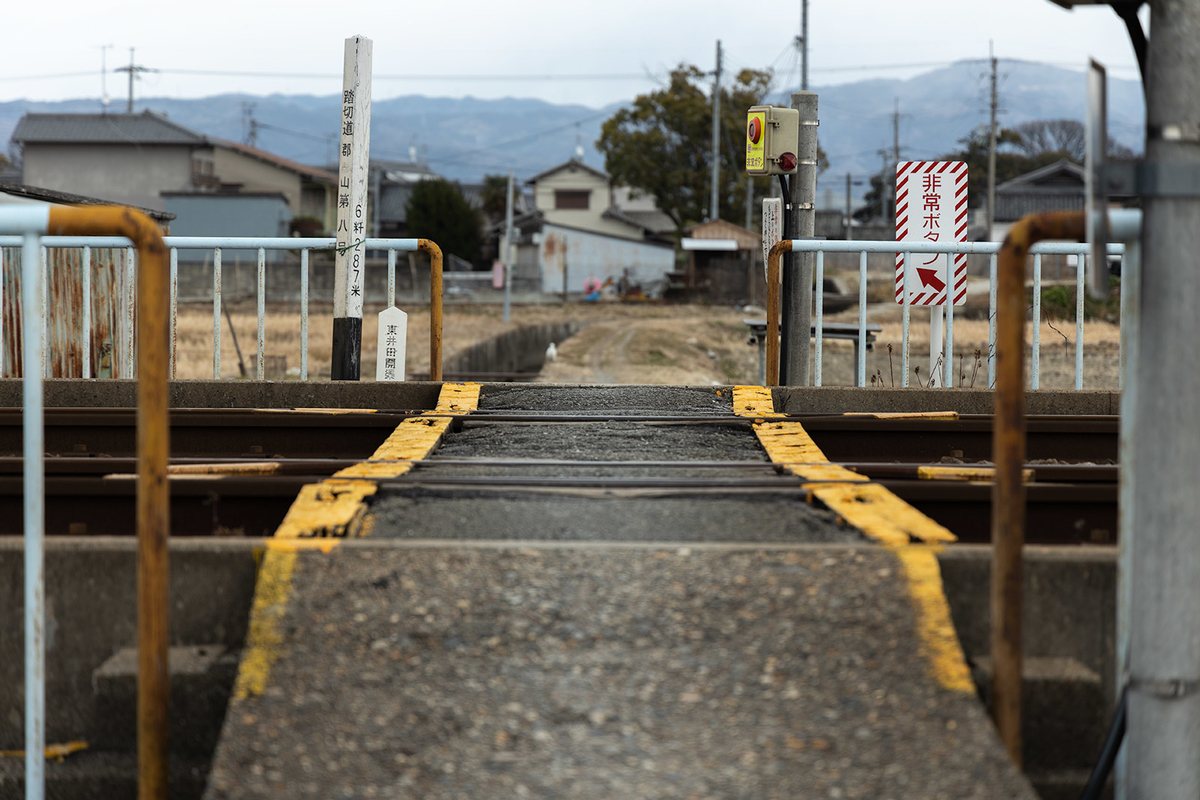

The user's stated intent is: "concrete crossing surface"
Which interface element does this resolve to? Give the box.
[204,384,1037,799]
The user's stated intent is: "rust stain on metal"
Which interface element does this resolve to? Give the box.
[2,245,127,378]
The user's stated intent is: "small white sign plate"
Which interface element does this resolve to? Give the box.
[376,306,407,381]
[761,197,783,281]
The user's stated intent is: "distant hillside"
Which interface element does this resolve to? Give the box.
[1,59,1143,208]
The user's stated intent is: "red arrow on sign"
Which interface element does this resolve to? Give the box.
[917,267,945,292]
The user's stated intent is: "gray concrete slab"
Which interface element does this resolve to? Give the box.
[478,385,734,415]
[205,544,1036,800]
[434,421,767,463]
[774,387,1120,416]
[367,492,857,544]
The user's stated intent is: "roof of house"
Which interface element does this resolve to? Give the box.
[11,111,207,146]
[0,181,175,221]
[214,139,336,184]
[616,208,676,235]
[996,158,1085,193]
[683,218,759,251]
[526,158,609,185]
[993,158,1086,223]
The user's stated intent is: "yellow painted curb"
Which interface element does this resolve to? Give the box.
[733,384,971,693]
[231,383,480,703]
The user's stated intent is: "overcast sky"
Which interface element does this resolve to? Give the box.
[2,0,1144,108]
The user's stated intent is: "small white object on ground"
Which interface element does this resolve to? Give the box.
[546,342,558,362]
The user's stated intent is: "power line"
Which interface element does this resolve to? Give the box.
[156,68,655,81]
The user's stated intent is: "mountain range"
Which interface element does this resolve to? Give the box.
[0,59,1143,209]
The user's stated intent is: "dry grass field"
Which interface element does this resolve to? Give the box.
[174,298,1122,390]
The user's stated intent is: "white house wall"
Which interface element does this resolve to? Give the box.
[538,224,673,294]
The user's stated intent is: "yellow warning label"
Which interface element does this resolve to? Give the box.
[746,111,766,173]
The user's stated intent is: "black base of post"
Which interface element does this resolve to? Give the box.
[331,316,362,380]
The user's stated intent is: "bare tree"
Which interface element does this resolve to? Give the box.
[1013,119,1087,161]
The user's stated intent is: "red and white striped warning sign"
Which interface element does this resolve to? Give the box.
[894,161,968,305]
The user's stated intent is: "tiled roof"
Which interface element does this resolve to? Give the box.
[213,139,336,184]
[526,158,608,184]
[0,181,175,221]
[11,112,207,146]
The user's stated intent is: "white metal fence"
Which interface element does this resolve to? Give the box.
[795,239,1128,390]
[0,236,422,381]
[0,235,1129,389]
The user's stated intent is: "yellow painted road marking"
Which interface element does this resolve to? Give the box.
[893,546,975,692]
[843,411,960,420]
[231,548,297,702]
[0,741,89,762]
[918,465,1035,483]
[733,384,971,693]
[232,384,480,703]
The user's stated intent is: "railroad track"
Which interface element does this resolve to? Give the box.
[0,409,1119,463]
[3,451,1117,543]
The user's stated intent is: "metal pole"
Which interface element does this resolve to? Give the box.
[1128,1,1200,793]
[845,172,853,241]
[788,90,818,386]
[709,40,722,221]
[800,0,808,91]
[987,42,998,241]
[22,230,45,800]
[503,170,514,322]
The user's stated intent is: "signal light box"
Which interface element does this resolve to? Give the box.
[746,105,800,175]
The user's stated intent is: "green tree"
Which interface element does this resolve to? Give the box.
[479,174,510,226]
[597,64,820,234]
[405,179,482,263]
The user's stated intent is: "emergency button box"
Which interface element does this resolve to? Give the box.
[746,105,800,175]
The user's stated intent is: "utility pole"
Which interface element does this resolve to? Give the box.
[709,40,722,221]
[782,90,818,386]
[98,44,112,113]
[893,98,901,169]
[987,41,998,240]
[800,0,809,90]
[879,150,890,222]
[114,48,153,114]
[242,102,258,148]
[1128,2,1200,796]
[745,178,754,230]
[845,172,853,241]
[503,169,515,323]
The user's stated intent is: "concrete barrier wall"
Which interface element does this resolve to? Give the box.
[445,322,583,375]
[0,379,443,410]
[775,387,1121,415]
[0,538,261,748]
[0,538,1117,748]
[939,544,1118,704]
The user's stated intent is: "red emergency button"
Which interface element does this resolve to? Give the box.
[748,117,762,144]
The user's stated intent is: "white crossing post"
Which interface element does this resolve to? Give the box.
[331,35,372,380]
[375,306,407,382]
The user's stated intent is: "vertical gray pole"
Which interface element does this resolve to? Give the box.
[987,42,998,240]
[1128,2,1200,796]
[801,0,809,90]
[845,171,853,241]
[503,170,514,322]
[710,40,722,220]
[785,90,818,386]
[745,178,754,231]
[127,48,135,113]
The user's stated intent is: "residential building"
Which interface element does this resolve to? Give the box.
[497,158,676,295]
[10,112,336,231]
[990,158,1085,243]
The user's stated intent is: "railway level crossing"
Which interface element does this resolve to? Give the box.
[203,383,1037,799]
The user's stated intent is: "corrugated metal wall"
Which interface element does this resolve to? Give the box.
[1,246,133,378]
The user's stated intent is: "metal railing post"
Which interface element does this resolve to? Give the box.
[992,210,1086,767]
